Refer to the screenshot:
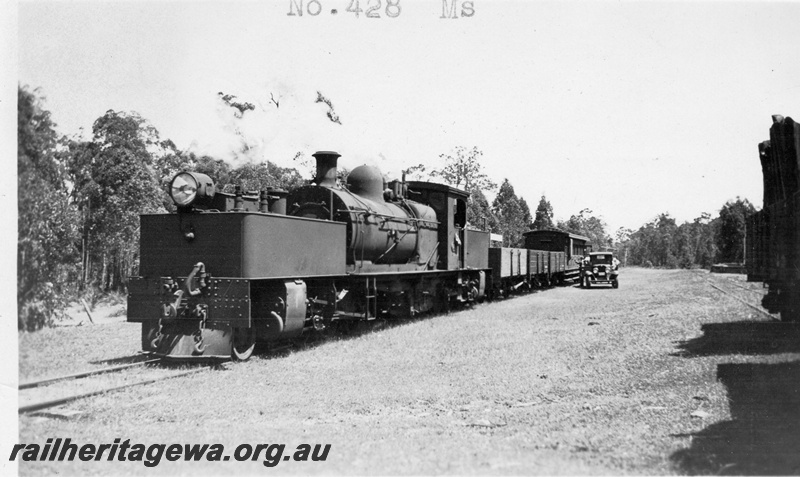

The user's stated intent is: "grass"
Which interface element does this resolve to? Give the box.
[18,321,142,381]
[17,268,800,475]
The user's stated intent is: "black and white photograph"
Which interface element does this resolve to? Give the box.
[5,0,800,474]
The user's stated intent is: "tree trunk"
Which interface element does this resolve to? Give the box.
[81,235,87,290]
[101,253,108,291]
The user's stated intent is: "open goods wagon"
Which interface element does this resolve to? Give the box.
[487,247,572,296]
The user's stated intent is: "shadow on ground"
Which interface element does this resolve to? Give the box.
[249,306,463,360]
[673,321,800,357]
[671,361,800,475]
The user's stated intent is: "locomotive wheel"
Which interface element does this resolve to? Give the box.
[231,327,256,361]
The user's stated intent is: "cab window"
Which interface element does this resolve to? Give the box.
[454,199,466,228]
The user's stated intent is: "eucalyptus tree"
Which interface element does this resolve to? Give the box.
[18,86,80,329]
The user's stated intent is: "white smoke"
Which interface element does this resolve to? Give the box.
[185,79,399,179]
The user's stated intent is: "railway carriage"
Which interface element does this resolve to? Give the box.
[523,229,590,283]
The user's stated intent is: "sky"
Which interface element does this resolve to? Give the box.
[13,1,800,234]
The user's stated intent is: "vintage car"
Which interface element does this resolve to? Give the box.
[580,252,619,288]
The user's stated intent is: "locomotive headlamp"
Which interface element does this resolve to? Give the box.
[169,172,215,207]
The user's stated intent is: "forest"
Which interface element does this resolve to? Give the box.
[18,85,754,330]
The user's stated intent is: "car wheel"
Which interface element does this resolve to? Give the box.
[612,280,619,289]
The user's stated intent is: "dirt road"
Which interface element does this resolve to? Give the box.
[17,268,800,475]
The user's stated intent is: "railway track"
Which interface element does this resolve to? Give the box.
[724,277,768,294]
[19,358,226,414]
[19,358,162,390]
[701,274,778,321]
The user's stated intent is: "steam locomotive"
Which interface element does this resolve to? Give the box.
[746,115,800,321]
[127,152,588,360]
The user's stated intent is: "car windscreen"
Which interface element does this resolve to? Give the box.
[590,255,613,264]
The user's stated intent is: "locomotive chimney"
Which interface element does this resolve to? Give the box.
[312,151,341,188]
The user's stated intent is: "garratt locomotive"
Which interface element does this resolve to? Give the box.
[127,152,490,359]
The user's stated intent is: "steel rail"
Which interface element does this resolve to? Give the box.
[708,282,778,320]
[19,366,216,414]
[725,279,767,294]
[19,359,162,390]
